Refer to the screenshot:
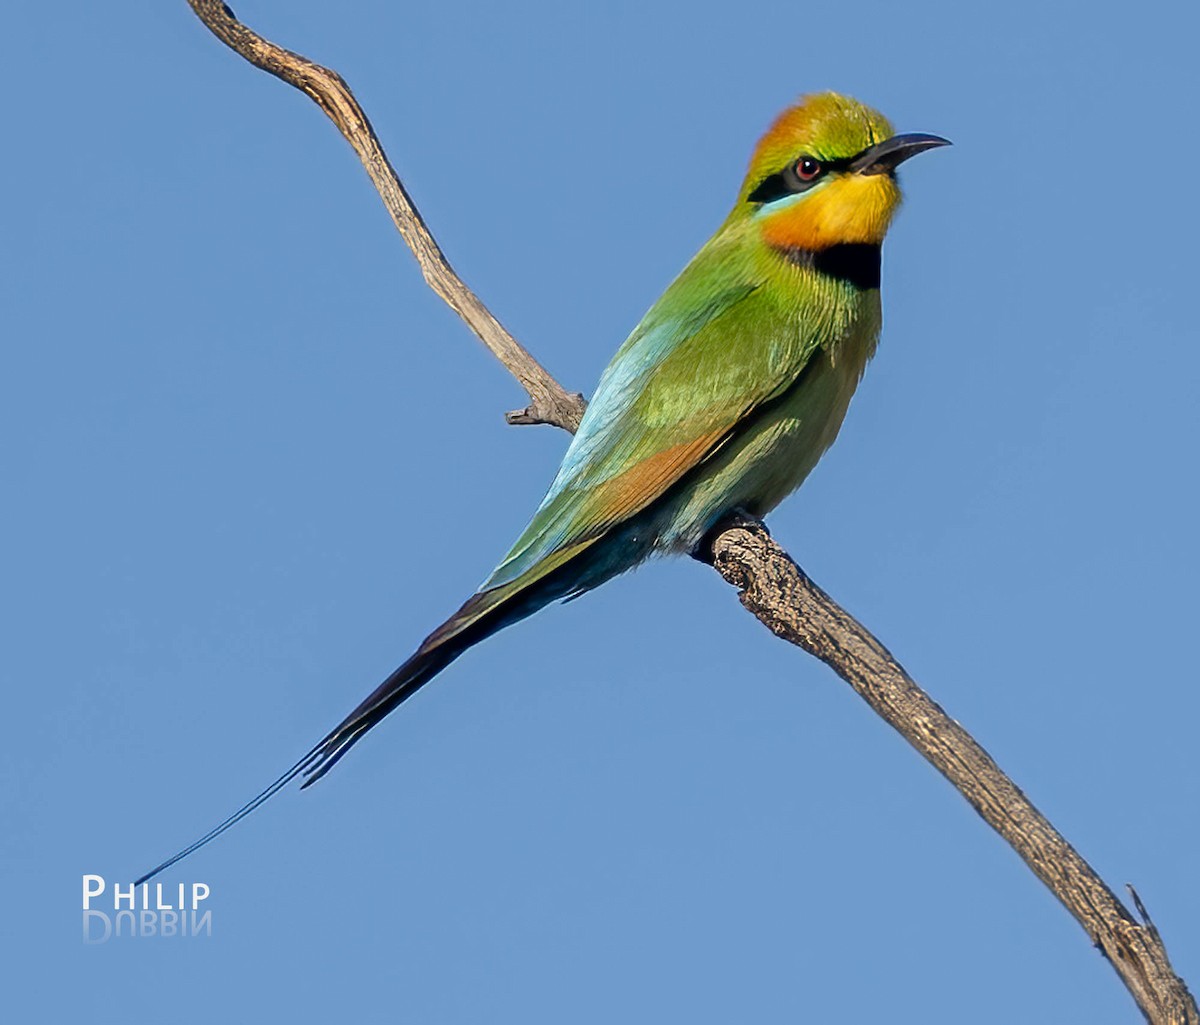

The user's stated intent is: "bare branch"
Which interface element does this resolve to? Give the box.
[186,4,1197,1022]
[186,0,586,432]
[696,514,1197,1025]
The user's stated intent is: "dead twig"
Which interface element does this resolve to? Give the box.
[696,514,1197,1025]
[186,0,585,431]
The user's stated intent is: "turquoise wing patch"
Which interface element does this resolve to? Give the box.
[482,280,760,592]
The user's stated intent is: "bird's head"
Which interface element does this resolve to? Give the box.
[734,93,948,252]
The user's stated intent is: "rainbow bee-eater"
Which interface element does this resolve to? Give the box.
[137,92,948,883]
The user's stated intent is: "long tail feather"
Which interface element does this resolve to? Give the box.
[132,564,582,886]
[133,745,326,885]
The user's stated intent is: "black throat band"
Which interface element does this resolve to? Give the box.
[780,243,882,290]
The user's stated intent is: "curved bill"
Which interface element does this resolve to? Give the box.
[850,133,951,175]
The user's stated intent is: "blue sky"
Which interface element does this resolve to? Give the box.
[3,1,1197,1021]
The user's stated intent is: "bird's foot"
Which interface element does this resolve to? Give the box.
[691,508,769,565]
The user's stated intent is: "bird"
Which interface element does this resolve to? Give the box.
[135,92,948,884]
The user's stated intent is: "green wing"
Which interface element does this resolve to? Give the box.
[485,237,825,592]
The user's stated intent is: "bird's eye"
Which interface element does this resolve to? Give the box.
[795,157,822,181]
[746,156,827,204]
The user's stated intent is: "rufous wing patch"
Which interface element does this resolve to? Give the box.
[583,427,730,530]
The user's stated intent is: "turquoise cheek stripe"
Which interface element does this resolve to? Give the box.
[752,181,828,218]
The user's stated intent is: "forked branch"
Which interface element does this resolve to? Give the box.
[185,2,1197,1022]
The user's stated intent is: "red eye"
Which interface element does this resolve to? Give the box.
[795,157,822,181]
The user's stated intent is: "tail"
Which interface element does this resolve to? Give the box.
[133,561,585,886]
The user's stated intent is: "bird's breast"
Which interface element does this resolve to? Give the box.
[652,284,881,552]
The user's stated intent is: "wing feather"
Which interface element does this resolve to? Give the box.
[485,238,822,591]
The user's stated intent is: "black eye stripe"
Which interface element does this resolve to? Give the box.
[747,153,858,205]
[747,169,802,204]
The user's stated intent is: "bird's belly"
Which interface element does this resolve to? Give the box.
[651,331,873,553]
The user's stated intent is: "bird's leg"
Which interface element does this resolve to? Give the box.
[691,509,770,565]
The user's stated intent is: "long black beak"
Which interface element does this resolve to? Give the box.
[850,133,951,175]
